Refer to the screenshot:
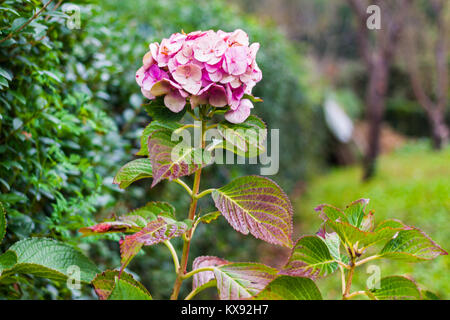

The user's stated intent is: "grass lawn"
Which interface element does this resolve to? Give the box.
[293,141,450,299]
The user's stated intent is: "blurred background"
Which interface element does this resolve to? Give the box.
[0,0,448,299]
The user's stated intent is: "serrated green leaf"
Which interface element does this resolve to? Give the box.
[212,175,293,248]
[214,115,267,158]
[79,221,142,237]
[122,201,176,226]
[137,121,180,156]
[254,276,322,300]
[148,129,211,187]
[192,256,229,291]
[108,277,152,300]
[92,270,151,300]
[0,251,17,277]
[79,202,176,236]
[281,235,337,278]
[421,290,440,300]
[113,158,153,189]
[0,202,6,244]
[368,276,420,300]
[379,228,447,262]
[120,217,191,271]
[144,99,186,122]
[213,263,278,300]
[2,238,99,283]
[324,218,406,249]
[316,199,370,229]
[199,211,221,224]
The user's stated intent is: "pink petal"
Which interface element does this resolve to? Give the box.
[224,99,253,123]
[135,66,146,86]
[141,88,155,100]
[164,91,186,113]
[149,42,159,60]
[208,69,223,82]
[208,85,227,107]
[143,51,154,68]
[182,79,202,95]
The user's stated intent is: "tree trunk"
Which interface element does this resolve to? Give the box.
[428,108,449,150]
[363,57,389,180]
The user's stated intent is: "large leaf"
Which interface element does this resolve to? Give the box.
[93,270,151,300]
[0,238,99,283]
[215,115,267,157]
[136,120,180,156]
[281,235,337,279]
[213,263,278,300]
[148,129,211,187]
[113,158,153,189]
[326,219,406,249]
[212,176,293,248]
[379,228,447,262]
[79,201,176,236]
[315,201,407,249]
[254,276,322,300]
[316,199,370,229]
[367,276,420,300]
[109,278,152,300]
[79,221,141,237]
[120,201,176,226]
[120,217,191,270]
[192,256,228,291]
[0,202,5,244]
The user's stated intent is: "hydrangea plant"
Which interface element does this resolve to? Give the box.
[1,29,444,300]
[77,30,447,300]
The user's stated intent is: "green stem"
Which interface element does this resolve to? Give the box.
[184,281,216,300]
[339,265,346,295]
[163,240,180,274]
[174,123,199,135]
[345,290,368,300]
[182,266,215,280]
[194,188,215,199]
[343,265,355,299]
[170,118,206,300]
[174,178,193,196]
[355,255,380,267]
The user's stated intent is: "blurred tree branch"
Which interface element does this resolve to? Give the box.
[348,0,411,180]
[403,0,449,149]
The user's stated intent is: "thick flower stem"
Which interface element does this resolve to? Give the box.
[343,253,356,299]
[170,118,206,300]
[343,265,355,299]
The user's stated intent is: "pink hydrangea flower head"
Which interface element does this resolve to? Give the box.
[136,29,262,123]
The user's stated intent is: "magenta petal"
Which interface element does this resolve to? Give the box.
[224,99,253,123]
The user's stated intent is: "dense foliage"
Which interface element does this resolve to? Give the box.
[0,0,326,299]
